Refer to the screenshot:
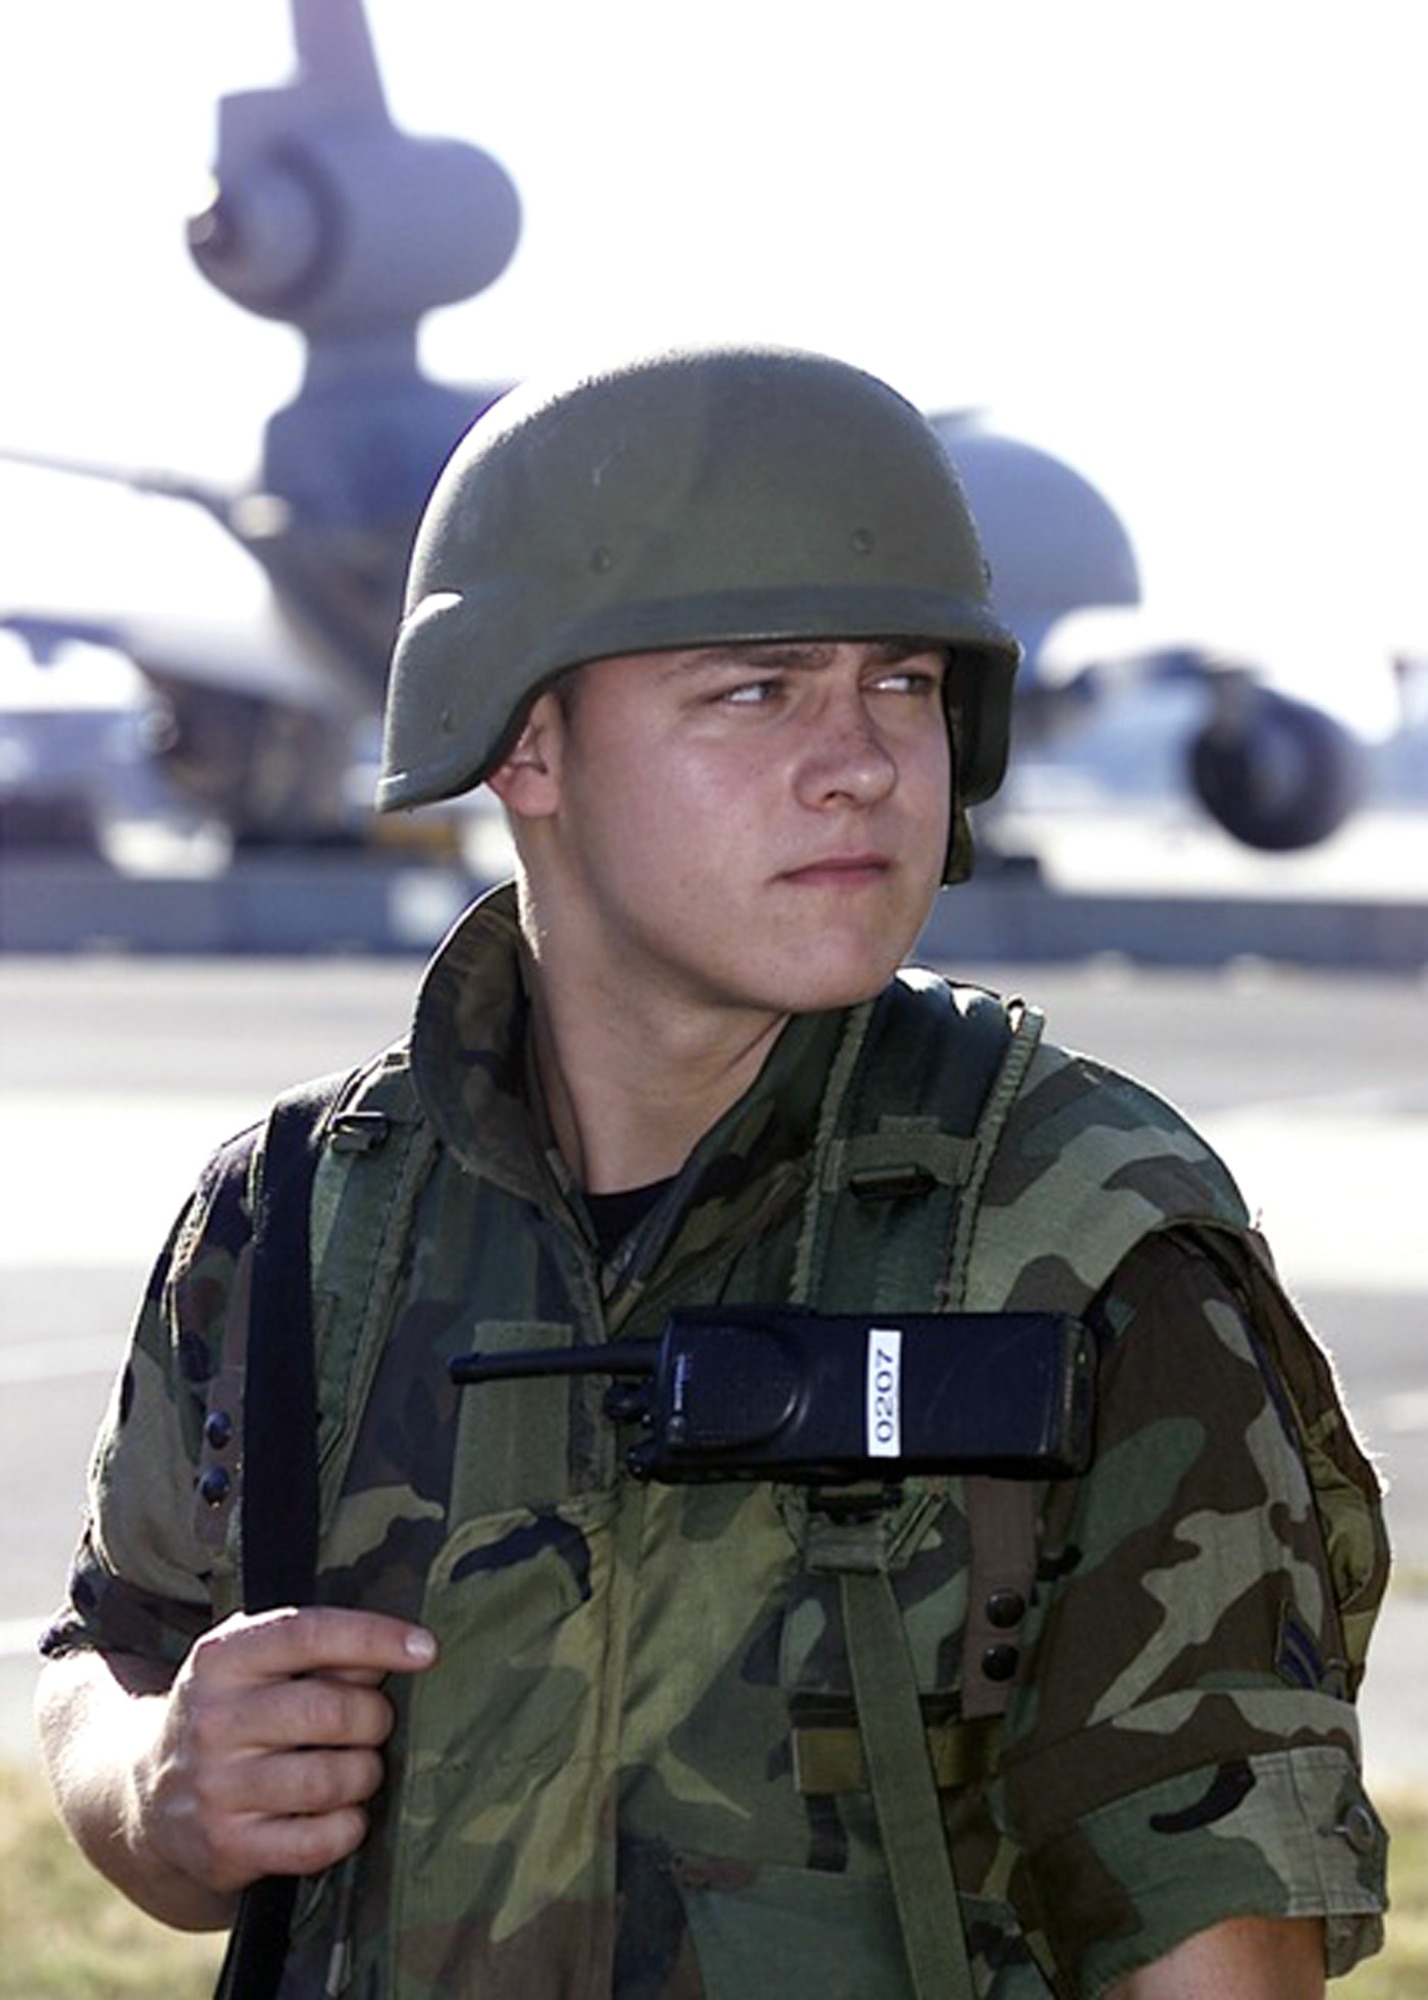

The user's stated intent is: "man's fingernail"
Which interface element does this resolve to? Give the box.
[406,1628,438,1664]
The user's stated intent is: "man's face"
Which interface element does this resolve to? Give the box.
[516,638,952,1024]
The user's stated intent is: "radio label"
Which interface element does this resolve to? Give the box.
[866,1327,902,1457]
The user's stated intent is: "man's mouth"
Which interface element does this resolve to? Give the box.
[780,853,891,887]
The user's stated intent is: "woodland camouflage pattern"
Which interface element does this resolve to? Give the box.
[46,885,1388,1999]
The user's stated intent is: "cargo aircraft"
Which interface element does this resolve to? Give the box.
[0,0,1370,856]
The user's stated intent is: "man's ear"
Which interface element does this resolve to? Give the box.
[486,692,562,817]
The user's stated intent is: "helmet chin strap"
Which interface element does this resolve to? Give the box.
[941,717,975,887]
[944,802,976,887]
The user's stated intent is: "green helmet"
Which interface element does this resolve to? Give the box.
[378,344,1020,877]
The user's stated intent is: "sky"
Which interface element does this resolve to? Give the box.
[0,0,1424,725]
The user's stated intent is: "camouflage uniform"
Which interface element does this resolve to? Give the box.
[45,884,1388,1997]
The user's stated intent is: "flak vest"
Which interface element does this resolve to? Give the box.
[199,970,1387,2000]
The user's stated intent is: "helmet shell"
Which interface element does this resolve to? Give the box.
[378,345,1020,844]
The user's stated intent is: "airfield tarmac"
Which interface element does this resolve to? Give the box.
[1,948,1424,1796]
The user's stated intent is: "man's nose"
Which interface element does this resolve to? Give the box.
[793,692,898,809]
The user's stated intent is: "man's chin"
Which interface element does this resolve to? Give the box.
[774,937,925,1017]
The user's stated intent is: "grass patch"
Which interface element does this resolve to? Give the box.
[2,1762,1424,1995]
[0,1763,223,1999]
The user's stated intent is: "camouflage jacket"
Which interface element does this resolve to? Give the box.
[47,885,1387,1998]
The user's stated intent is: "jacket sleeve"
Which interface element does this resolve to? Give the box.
[39,1120,262,1669]
[996,1228,1387,1995]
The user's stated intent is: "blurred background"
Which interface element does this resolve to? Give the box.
[0,0,1423,921]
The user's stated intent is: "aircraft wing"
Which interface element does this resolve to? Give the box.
[1,604,360,716]
[0,451,373,849]
[0,446,371,716]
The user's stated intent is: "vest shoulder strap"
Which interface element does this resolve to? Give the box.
[305,1051,439,1521]
[792,974,1053,2000]
[794,974,1051,1728]
[795,968,1044,1315]
[794,975,1053,1701]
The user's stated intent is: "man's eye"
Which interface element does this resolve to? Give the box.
[720,678,780,706]
[872,669,941,697]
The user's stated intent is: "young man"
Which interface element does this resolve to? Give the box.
[37,346,1388,1998]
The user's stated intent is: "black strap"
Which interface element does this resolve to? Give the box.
[241,1079,339,1612]
[215,1074,351,2000]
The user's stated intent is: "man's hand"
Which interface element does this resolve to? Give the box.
[37,1608,437,1930]
[136,1607,438,1896]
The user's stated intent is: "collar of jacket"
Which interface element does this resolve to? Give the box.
[407,879,856,1221]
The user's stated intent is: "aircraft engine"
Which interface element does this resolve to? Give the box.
[186,0,520,341]
[1187,677,1368,850]
[188,131,520,338]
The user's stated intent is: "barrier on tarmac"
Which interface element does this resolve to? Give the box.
[3,851,1427,968]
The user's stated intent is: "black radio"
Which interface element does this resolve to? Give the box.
[451,1306,1096,1483]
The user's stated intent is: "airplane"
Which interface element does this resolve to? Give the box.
[0,0,1371,859]
[2,0,514,850]
[928,417,1378,853]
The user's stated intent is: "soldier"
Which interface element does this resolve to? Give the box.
[36,346,1388,1999]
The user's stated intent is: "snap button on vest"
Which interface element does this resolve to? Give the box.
[985,1587,1026,1630]
[204,1409,234,1451]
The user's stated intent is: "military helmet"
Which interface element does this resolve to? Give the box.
[378,344,1021,876]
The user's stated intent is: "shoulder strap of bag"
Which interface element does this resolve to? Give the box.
[242,1072,354,1612]
[213,1066,361,2000]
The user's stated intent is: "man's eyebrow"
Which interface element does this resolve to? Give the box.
[679,640,937,672]
[678,643,836,672]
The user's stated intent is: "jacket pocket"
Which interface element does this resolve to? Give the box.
[388,1486,623,1972]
